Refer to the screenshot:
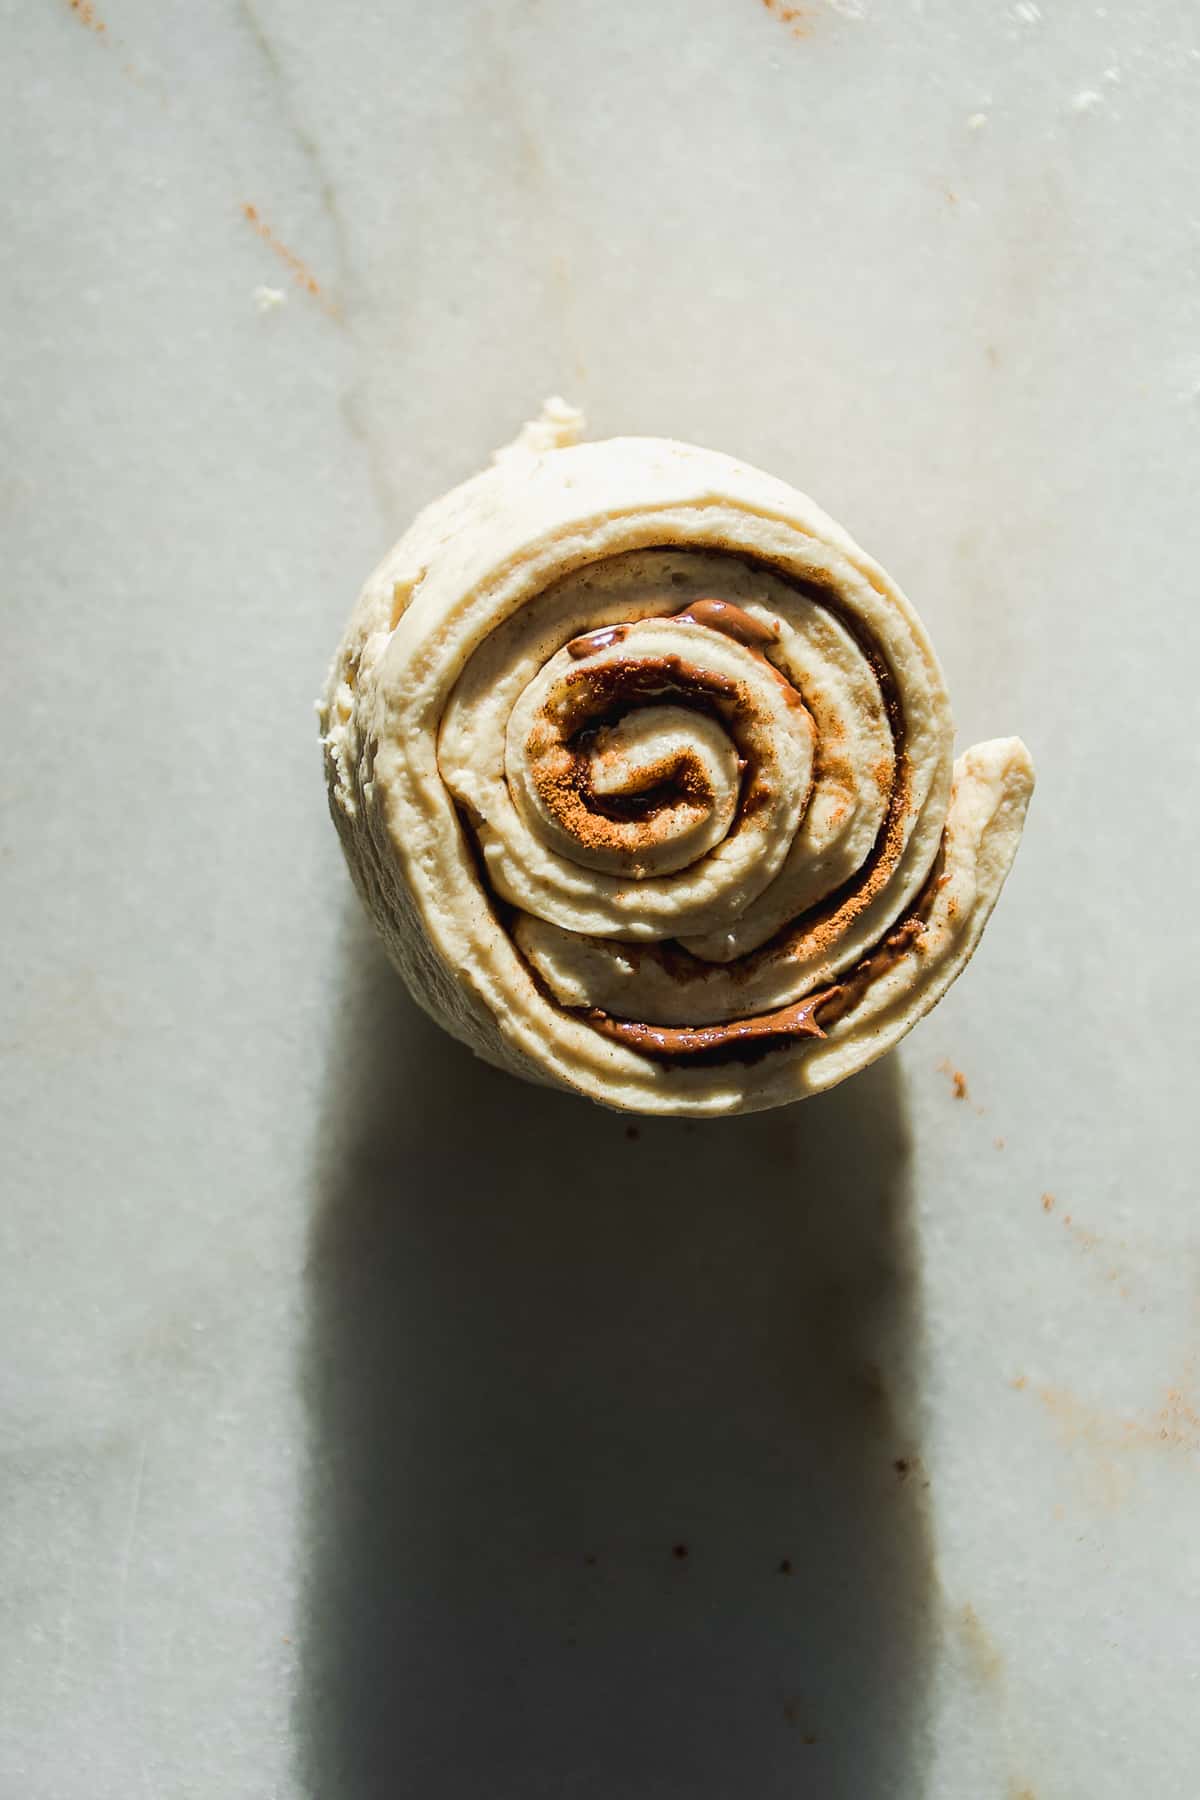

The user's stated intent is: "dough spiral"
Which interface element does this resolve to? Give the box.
[320,401,1034,1116]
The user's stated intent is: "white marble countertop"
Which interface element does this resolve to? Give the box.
[4,1,1199,1794]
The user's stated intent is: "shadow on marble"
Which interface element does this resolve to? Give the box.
[297,906,935,1800]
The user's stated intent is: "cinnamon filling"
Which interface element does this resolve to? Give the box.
[584,990,835,1057]
[579,893,937,1063]
[526,657,751,858]
[538,601,801,855]
[507,572,932,1065]
[566,599,779,661]
[567,624,630,658]
[669,598,781,648]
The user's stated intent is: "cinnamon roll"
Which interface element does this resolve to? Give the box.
[320,401,1033,1116]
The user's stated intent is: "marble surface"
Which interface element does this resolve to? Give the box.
[4,0,1200,1794]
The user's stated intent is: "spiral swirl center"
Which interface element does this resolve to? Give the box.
[506,612,815,886]
[437,545,925,1029]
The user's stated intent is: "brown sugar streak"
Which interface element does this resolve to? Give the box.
[587,988,834,1058]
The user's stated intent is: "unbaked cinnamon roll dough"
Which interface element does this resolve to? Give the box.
[320,400,1034,1116]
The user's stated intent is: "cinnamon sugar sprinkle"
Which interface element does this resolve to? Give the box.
[529,734,716,861]
[528,655,751,860]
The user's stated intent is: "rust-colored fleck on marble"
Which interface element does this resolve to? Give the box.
[760,0,813,38]
[242,203,338,316]
[938,1058,969,1100]
[66,0,106,32]
[1012,1362,1200,1509]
